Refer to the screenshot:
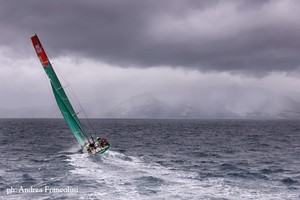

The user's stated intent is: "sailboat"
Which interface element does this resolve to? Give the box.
[31,34,110,154]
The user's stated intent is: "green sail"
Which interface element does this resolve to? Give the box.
[32,34,110,154]
[45,64,88,147]
[31,34,90,147]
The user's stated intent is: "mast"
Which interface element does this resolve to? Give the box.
[31,34,91,147]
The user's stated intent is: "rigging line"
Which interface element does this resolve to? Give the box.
[67,85,95,142]
[64,78,95,142]
[44,47,95,142]
[52,61,94,131]
[52,62,96,142]
[49,69,92,144]
[51,84,90,146]
[42,64,88,143]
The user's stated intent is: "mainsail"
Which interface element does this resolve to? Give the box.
[31,34,90,147]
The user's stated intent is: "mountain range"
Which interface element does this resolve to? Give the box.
[105,88,300,119]
[1,87,300,119]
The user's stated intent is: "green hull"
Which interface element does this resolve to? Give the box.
[95,144,110,154]
[84,143,110,154]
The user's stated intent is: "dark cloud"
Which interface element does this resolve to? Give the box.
[0,0,300,75]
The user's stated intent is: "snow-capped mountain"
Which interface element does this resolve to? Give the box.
[105,89,300,119]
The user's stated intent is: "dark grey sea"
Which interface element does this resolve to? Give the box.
[0,119,299,200]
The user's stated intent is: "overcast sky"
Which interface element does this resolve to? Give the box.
[1,0,300,118]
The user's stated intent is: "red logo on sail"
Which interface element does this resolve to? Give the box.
[31,35,49,66]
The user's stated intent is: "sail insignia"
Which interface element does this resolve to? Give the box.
[32,36,49,66]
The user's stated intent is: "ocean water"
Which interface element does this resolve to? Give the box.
[0,119,299,200]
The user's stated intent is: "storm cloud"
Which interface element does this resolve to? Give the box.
[1,0,300,75]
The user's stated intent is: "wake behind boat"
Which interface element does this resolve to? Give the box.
[31,34,109,154]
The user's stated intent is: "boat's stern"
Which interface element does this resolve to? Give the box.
[84,137,110,154]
